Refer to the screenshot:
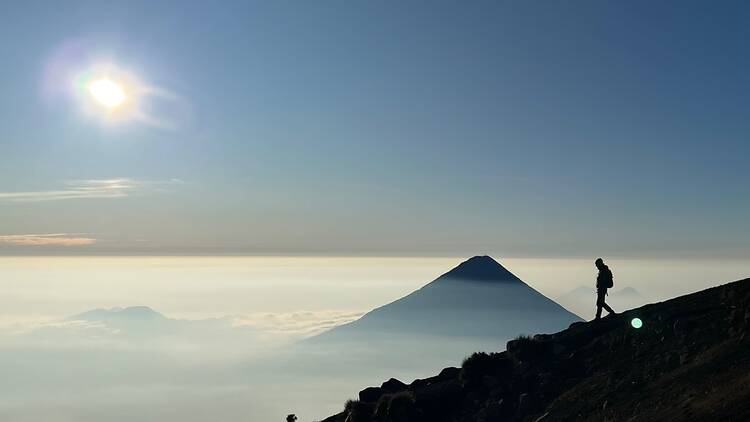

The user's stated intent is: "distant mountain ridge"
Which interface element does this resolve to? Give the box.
[69,306,167,322]
[65,306,179,338]
[558,285,648,318]
[60,305,256,342]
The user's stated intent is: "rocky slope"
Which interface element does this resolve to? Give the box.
[321,277,750,422]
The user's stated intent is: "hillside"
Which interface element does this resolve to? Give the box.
[321,277,750,422]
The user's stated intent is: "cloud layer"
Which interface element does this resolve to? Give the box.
[0,178,181,202]
[0,234,96,246]
[230,310,365,336]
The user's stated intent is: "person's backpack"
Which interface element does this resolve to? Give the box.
[602,267,614,288]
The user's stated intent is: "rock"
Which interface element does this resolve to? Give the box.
[410,378,429,390]
[506,338,519,352]
[381,377,407,393]
[672,320,682,335]
[679,352,691,365]
[518,393,531,413]
[438,366,460,380]
[553,343,567,356]
[478,399,506,422]
[385,391,418,420]
[481,375,500,389]
[666,352,680,370]
[415,378,463,407]
[534,412,550,422]
[358,386,383,403]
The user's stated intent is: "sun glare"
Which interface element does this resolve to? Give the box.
[69,61,182,128]
[88,78,126,109]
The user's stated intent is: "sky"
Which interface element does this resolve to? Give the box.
[1,1,749,257]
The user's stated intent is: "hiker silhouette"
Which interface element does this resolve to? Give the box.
[594,258,616,320]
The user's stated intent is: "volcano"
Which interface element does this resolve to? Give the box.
[310,256,581,372]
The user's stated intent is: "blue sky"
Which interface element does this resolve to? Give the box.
[0,0,748,256]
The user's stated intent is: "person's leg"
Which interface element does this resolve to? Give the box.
[595,289,605,320]
[601,289,615,315]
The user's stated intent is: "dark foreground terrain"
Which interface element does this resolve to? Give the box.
[322,277,750,422]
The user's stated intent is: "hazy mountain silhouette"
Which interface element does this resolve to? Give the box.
[301,256,582,385]
[66,306,179,337]
[558,285,647,319]
[616,286,644,299]
[314,256,581,341]
[65,306,245,340]
[70,306,167,323]
[322,276,750,422]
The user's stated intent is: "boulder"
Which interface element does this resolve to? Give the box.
[359,386,383,403]
[381,377,408,393]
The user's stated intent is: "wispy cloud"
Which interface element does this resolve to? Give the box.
[0,178,182,202]
[0,233,96,246]
[231,310,364,337]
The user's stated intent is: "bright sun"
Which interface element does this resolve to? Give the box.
[87,78,127,109]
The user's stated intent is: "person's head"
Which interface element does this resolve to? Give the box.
[595,258,604,269]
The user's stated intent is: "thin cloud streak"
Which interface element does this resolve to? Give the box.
[0,233,97,246]
[0,178,182,202]
[231,310,365,337]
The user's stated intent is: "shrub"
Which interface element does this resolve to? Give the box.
[344,399,374,422]
[507,334,551,363]
[460,351,510,386]
[462,352,495,376]
[374,391,417,422]
[344,399,358,413]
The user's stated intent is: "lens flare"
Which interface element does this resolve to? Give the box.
[631,317,643,329]
[88,78,126,109]
[55,52,187,129]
